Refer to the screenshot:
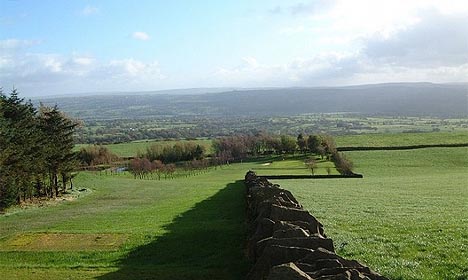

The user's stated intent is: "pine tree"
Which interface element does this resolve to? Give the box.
[38,105,78,197]
[0,89,42,206]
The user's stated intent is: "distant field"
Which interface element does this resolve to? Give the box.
[75,139,213,157]
[335,131,468,147]
[251,155,339,175]
[75,131,468,158]
[277,147,468,280]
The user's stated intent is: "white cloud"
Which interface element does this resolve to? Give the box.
[242,57,259,68]
[213,53,360,87]
[0,39,165,95]
[81,5,99,16]
[363,10,468,67]
[257,1,468,86]
[0,39,39,50]
[279,25,307,35]
[215,7,468,88]
[73,57,94,66]
[270,1,335,16]
[132,31,150,41]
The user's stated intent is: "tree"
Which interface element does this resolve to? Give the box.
[305,158,318,175]
[280,135,296,154]
[78,145,119,166]
[307,135,321,154]
[1,89,78,208]
[0,89,43,205]
[152,160,164,180]
[193,144,204,160]
[38,105,78,196]
[316,145,326,159]
[332,152,354,175]
[321,135,337,157]
[129,158,143,179]
[297,134,307,153]
[164,163,176,179]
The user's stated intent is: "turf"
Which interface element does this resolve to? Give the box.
[0,165,253,279]
[275,147,468,280]
[1,142,467,279]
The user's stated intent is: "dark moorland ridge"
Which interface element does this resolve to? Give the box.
[37,83,468,119]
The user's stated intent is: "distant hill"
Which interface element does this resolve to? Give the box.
[36,83,468,119]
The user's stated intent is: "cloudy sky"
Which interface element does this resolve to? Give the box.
[1,0,467,96]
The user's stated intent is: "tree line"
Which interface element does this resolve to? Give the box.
[127,142,215,179]
[142,142,205,163]
[211,133,336,160]
[212,133,354,175]
[77,145,120,167]
[0,90,78,209]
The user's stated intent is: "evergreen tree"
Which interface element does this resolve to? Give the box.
[0,89,43,205]
[38,105,78,197]
[297,133,307,153]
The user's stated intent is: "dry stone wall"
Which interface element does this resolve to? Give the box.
[245,171,389,280]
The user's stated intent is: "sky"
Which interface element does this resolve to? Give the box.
[1,0,468,96]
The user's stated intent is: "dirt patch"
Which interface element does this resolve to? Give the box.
[0,233,128,251]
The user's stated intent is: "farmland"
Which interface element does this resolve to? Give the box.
[0,133,467,279]
[74,131,468,158]
[335,131,468,147]
[276,147,468,280]
[72,114,468,144]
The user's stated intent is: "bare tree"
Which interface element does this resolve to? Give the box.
[305,158,318,175]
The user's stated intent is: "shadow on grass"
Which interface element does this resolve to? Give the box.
[96,180,250,280]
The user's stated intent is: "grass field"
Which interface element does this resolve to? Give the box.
[74,131,468,158]
[275,147,468,280]
[251,155,339,175]
[0,166,253,279]
[75,139,213,157]
[335,131,468,147]
[2,136,467,279]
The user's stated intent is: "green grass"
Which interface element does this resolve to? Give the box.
[0,164,254,279]
[251,155,339,175]
[335,131,468,147]
[2,136,468,279]
[75,139,213,157]
[275,147,468,280]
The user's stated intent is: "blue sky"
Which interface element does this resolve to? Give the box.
[1,0,468,96]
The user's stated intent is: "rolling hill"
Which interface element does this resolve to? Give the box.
[36,83,467,119]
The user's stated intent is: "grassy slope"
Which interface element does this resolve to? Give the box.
[0,165,253,279]
[2,134,467,279]
[276,147,468,280]
[335,131,468,147]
